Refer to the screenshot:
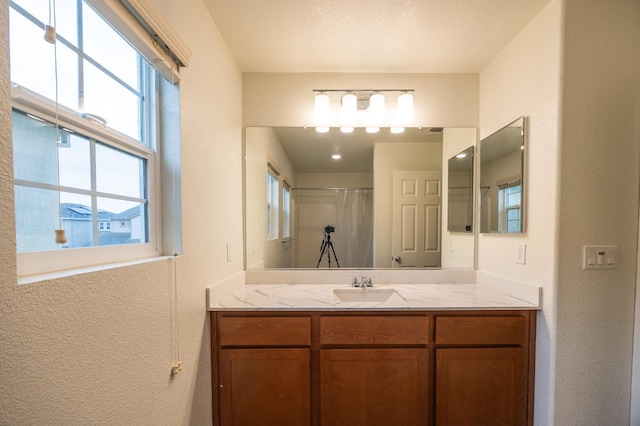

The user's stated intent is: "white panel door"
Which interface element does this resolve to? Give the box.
[392,171,442,267]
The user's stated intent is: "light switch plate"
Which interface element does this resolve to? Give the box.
[515,243,526,264]
[583,245,617,269]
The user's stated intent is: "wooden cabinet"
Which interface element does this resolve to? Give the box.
[215,316,312,426]
[211,310,536,426]
[434,314,533,425]
[435,347,526,425]
[321,348,428,426]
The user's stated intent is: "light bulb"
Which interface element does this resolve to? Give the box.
[369,93,385,123]
[341,93,357,130]
[314,93,330,129]
[390,127,405,134]
[397,92,414,124]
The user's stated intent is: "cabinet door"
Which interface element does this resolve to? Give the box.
[320,348,428,426]
[436,347,526,425]
[219,348,310,426]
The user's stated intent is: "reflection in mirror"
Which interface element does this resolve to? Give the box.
[244,127,476,269]
[479,117,526,233]
[448,146,474,233]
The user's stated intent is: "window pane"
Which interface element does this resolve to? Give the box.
[60,193,94,248]
[97,198,147,246]
[84,60,141,140]
[15,186,62,253]
[58,133,91,191]
[95,143,145,198]
[10,9,79,110]
[13,111,59,186]
[13,111,91,190]
[82,3,140,88]
[13,0,78,45]
[283,186,291,238]
[12,0,50,27]
[506,186,521,207]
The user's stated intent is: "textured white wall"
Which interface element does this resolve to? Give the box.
[0,0,243,423]
[479,1,563,424]
[481,0,640,424]
[554,1,640,424]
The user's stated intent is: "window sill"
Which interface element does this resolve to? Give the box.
[17,255,175,285]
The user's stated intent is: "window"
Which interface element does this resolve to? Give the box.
[498,183,522,233]
[282,182,291,239]
[9,0,185,276]
[267,166,280,240]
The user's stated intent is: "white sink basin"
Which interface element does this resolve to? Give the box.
[333,288,396,303]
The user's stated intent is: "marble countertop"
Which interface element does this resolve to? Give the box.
[207,282,540,311]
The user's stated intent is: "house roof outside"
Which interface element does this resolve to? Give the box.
[61,203,140,220]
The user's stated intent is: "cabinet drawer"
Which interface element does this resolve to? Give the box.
[435,316,526,346]
[320,316,429,345]
[219,316,311,346]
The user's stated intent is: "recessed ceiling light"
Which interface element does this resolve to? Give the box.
[332,154,342,160]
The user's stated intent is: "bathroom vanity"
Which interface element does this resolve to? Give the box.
[208,278,538,426]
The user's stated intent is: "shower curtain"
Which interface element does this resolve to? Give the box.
[333,189,374,268]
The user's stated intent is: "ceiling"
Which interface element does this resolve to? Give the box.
[202,0,552,73]
[271,126,442,173]
[209,1,547,173]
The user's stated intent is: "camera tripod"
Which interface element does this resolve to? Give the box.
[316,231,340,268]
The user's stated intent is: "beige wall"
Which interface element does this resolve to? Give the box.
[0,0,243,423]
[479,2,562,423]
[480,0,640,424]
[555,0,640,424]
[242,73,479,128]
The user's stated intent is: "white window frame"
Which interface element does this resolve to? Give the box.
[267,165,280,241]
[9,0,187,278]
[282,181,291,239]
[12,86,161,277]
[498,182,522,233]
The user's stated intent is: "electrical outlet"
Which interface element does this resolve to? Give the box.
[515,243,526,264]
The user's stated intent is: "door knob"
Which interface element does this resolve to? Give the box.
[393,256,402,263]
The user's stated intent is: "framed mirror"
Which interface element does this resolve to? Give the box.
[479,116,526,233]
[447,146,474,233]
[245,126,477,269]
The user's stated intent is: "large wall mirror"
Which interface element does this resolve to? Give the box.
[245,127,477,269]
[448,146,474,233]
[479,116,526,233]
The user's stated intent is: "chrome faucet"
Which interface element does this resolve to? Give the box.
[351,276,373,288]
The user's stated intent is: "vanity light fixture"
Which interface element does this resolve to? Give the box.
[312,89,414,133]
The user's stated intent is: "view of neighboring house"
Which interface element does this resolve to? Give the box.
[61,203,143,248]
